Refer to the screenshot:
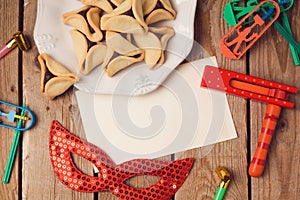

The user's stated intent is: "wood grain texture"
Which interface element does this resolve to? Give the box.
[249,1,300,199]
[21,0,93,199]
[0,0,298,199]
[0,0,21,199]
[175,1,248,199]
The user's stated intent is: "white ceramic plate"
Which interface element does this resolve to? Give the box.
[34,0,197,95]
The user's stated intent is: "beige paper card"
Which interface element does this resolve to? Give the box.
[75,57,237,164]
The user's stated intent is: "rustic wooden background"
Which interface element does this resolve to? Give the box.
[0,0,299,199]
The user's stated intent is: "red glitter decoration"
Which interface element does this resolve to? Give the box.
[49,120,194,199]
[201,65,297,108]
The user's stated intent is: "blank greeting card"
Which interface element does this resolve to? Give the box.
[75,57,237,164]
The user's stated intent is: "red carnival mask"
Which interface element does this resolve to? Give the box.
[49,120,194,199]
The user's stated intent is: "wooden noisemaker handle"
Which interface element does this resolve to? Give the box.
[248,104,282,177]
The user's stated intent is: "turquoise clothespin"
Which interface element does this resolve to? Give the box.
[224,0,292,26]
[276,0,300,65]
[261,0,300,65]
[224,0,259,26]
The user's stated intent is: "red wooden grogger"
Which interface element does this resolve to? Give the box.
[49,120,194,199]
[200,66,297,177]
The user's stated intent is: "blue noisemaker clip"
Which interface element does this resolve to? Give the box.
[0,100,35,131]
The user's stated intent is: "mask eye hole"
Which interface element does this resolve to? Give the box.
[124,175,160,189]
[70,153,96,177]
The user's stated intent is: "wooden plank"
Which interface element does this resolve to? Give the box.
[22,0,94,199]
[249,2,300,199]
[0,0,21,199]
[175,1,249,199]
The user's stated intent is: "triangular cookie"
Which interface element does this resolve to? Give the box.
[148,26,175,69]
[38,54,79,100]
[101,0,147,33]
[63,6,103,42]
[143,0,176,25]
[69,30,107,75]
[104,31,144,77]
[132,31,162,69]
[81,0,114,13]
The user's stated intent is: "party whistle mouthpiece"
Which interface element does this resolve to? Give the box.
[0,31,30,59]
[214,166,231,200]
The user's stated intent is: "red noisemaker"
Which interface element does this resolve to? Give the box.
[220,0,280,60]
[200,65,298,177]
